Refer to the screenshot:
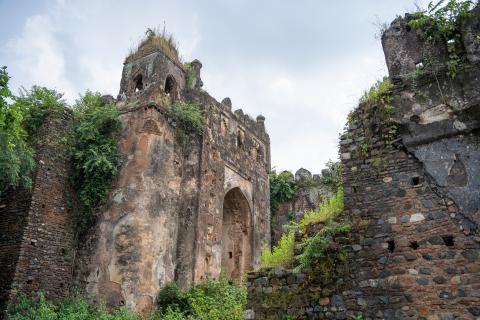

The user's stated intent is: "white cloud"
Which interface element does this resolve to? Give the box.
[5,14,76,98]
[1,0,426,173]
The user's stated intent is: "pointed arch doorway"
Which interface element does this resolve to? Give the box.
[221,187,252,280]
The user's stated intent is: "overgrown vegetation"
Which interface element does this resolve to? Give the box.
[7,292,138,320]
[183,62,195,89]
[357,77,397,146]
[260,231,295,268]
[299,188,344,228]
[409,0,474,78]
[8,276,246,320]
[127,27,180,64]
[0,67,34,196]
[157,276,247,320]
[260,188,349,273]
[269,170,297,216]
[15,86,67,138]
[71,91,122,233]
[295,221,350,271]
[167,101,205,143]
[0,67,67,197]
[319,160,343,192]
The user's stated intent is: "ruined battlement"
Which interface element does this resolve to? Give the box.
[382,4,480,78]
[117,44,268,147]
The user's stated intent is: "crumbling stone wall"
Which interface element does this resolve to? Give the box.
[74,46,271,314]
[247,7,480,319]
[0,110,75,317]
[271,168,335,245]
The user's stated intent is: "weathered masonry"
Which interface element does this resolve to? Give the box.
[73,44,271,313]
[0,39,271,316]
[247,6,480,320]
[0,111,75,317]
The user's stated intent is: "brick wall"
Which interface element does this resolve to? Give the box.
[4,110,75,312]
[0,189,31,316]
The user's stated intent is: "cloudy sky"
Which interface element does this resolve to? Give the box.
[0,0,427,173]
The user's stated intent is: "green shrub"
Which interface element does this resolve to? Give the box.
[300,188,344,228]
[7,292,139,320]
[167,101,205,141]
[157,276,247,320]
[71,91,122,233]
[260,231,295,268]
[269,170,297,216]
[409,0,474,78]
[185,276,246,320]
[157,282,188,314]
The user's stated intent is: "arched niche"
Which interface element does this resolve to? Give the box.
[221,187,252,280]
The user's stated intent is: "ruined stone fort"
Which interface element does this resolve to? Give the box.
[1,3,480,320]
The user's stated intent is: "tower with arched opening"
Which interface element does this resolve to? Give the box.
[73,34,271,314]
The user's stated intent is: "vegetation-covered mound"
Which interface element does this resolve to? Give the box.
[126,28,181,65]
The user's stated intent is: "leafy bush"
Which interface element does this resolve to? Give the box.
[157,282,188,314]
[0,67,35,196]
[167,101,205,140]
[9,277,246,320]
[409,0,474,78]
[71,91,122,233]
[7,292,138,320]
[260,231,295,268]
[269,170,297,215]
[157,276,247,320]
[300,188,344,228]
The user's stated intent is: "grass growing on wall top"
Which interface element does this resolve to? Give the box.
[359,77,393,106]
[127,27,180,64]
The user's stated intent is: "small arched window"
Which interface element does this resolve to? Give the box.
[236,130,244,149]
[165,75,176,95]
[134,74,143,92]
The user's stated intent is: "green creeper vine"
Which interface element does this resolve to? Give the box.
[409,0,474,78]
[71,91,122,233]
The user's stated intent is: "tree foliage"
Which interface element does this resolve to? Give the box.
[0,68,66,197]
[71,91,122,233]
[269,170,297,216]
